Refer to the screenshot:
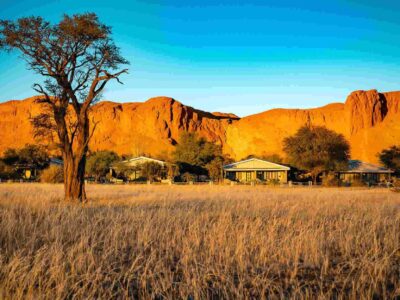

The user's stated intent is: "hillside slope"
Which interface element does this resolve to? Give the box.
[0,89,399,163]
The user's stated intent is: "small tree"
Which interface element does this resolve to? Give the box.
[378,145,400,175]
[182,172,196,183]
[0,160,14,179]
[166,163,180,181]
[206,157,224,182]
[283,125,350,183]
[2,149,19,165]
[140,162,162,182]
[17,144,49,168]
[173,132,224,176]
[1,145,49,179]
[206,155,234,182]
[86,150,120,181]
[0,14,128,201]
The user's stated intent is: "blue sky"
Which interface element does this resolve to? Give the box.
[0,0,399,116]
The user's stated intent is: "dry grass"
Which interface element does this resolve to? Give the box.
[0,184,400,299]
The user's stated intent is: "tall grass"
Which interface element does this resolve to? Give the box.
[0,184,399,299]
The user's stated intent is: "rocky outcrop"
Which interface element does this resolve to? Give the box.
[0,89,399,163]
[0,96,235,158]
[345,90,388,134]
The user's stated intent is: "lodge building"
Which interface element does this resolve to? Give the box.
[335,160,393,184]
[223,158,290,183]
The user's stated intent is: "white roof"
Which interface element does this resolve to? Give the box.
[117,156,166,167]
[223,158,290,171]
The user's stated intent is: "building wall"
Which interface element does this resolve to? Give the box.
[338,172,391,183]
[226,170,288,183]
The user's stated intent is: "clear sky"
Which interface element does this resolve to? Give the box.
[0,0,399,116]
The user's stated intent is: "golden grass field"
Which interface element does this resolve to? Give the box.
[0,184,399,299]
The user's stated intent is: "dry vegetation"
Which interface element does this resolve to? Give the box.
[0,184,399,299]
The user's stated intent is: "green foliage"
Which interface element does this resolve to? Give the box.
[174,132,219,167]
[111,163,137,180]
[391,178,400,193]
[0,160,15,179]
[182,172,196,182]
[378,145,400,175]
[206,157,225,181]
[18,145,49,167]
[322,173,342,187]
[173,132,230,179]
[140,162,163,182]
[40,165,64,183]
[0,145,50,179]
[2,149,19,165]
[3,145,49,168]
[283,125,350,182]
[86,151,120,180]
[167,164,180,181]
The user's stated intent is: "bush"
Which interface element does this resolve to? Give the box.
[40,165,64,183]
[322,173,342,187]
[86,151,120,181]
[391,178,400,193]
[0,160,16,179]
[182,172,196,183]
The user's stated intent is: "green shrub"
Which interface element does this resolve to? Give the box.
[391,178,400,193]
[322,173,342,187]
[182,172,196,183]
[40,165,64,183]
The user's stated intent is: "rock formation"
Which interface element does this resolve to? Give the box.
[0,89,399,163]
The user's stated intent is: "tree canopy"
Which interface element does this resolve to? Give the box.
[283,125,350,182]
[378,145,400,175]
[86,150,120,181]
[140,162,163,182]
[2,144,49,168]
[0,144,50,179]
[173,132,231,180]
[0,13,128,200]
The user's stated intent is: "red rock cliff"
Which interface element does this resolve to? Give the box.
[0,89,399,163]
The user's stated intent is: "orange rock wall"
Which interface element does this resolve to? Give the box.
[0,90,399,163]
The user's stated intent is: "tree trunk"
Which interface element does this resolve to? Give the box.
[63,152,87,201]
[62,112,89,202]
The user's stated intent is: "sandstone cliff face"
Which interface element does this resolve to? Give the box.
[88,97,236,157]
[0,90,399,163]
[0,96,236,158]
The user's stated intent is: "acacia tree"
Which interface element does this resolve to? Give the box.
[86,150,120,182]
[283,125,350,183]
[0,14,128,201]
[378,145,400,175]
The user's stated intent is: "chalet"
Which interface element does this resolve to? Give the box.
[110,156,169,181]
[336,160,393,184]
[223,158,290,183]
